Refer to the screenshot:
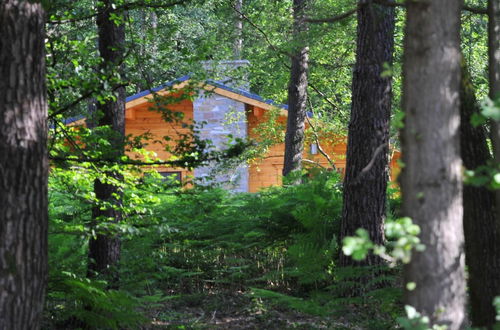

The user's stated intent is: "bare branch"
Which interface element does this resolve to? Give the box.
[305,7,357,24]
[353,142,388,183]
[302,158,326,169]
[306,100,337,169]
[50,155,189,166]
[49,84,128,119]
[230,2,291,58]
[463,4,487,15]
[48,0,189,25]
[121,0,187,11]
[305,0,486,25]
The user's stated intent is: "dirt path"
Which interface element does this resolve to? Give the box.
[143,292,354,329]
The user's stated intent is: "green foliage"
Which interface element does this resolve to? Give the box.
[119,170,343,293]
[397,305,448,330]
[46,166,345,321]
[45,272,146,329]
[495,296,500,322]
[342,229,374,261]
[46,162,407,328]
[342,217,424,266]
[249,288,329,316]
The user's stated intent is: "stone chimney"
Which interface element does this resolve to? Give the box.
[194,60,251,192]
[201,59,250,90]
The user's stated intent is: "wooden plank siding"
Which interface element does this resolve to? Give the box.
[247,105,349,193]
[125,97,194,182]
[122,94,400,192]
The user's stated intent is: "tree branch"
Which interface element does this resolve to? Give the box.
[305,0,486,25]
[48,83,128,119]
[302,158,326,169]
[305,7,357,23]
[463,4,487,15]
[306,101,337,169]
[230,1,342,116]
[353,142,388,183]
[230,2,291,58]
[47,0,189,24]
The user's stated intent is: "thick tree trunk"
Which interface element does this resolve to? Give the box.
[401,0,466,328]
[338,1,394,267]
[484,0,500,324]
[489,1,500,170]
[460,63,500,328]
[87,0,126,284]
[283,0,309,180]
[0,1,48,328]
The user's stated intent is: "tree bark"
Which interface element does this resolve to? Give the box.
[283,0,309,180]
[460,63,500,328]
[339,0,395,267]
[401,0,466,328]
[87,0,126,284]
[0,1,48,328]
[488,0,500,290]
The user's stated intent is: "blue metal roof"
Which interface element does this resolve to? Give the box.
[63,76,313,125]
[125,75,290,110]
[62,115,85,125]
[204,79,289,110]
[125,75,191,103]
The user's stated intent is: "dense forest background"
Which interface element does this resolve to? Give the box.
[1,0,500,329]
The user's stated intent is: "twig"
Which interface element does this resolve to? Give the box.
[308,83,340,115]
[48,0,190,24]
[230,1,342,116]
[463,4,487,15]
[305,0,486,25]
[305,7,357,23]
[230,2,291,59]
[50,155,198,167]
[306,100,336,170]
[302,158,326,169]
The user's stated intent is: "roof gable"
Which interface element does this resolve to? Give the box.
[125,76,289,113]
[62,76,312,125]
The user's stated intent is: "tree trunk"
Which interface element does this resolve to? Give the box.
[488,0,500,306]
[233,0,243,59]
[87,0,126,285]
[0,1,48,328]
[283,0,309,180]
[338,0,395,267]
[401,0,466,328]
[460,63,500,328]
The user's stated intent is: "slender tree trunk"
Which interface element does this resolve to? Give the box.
[0,1,48,328]
[339,1,395,267]
[283,0,309,180]
[460,63,500,328]
[87,0,126,284]
[233,0,243,59]
[401,0,466,328]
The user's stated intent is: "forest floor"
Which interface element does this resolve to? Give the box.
[143,290,356,329]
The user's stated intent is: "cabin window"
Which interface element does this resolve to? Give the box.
[159,171,182,186]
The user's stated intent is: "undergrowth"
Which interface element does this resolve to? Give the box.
[44,169,402,329]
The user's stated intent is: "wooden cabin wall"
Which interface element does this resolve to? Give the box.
[125,97,194,182]
[247,106,349,193]
[123,98,400,192]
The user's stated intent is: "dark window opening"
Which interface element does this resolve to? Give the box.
[159,171,182,186]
